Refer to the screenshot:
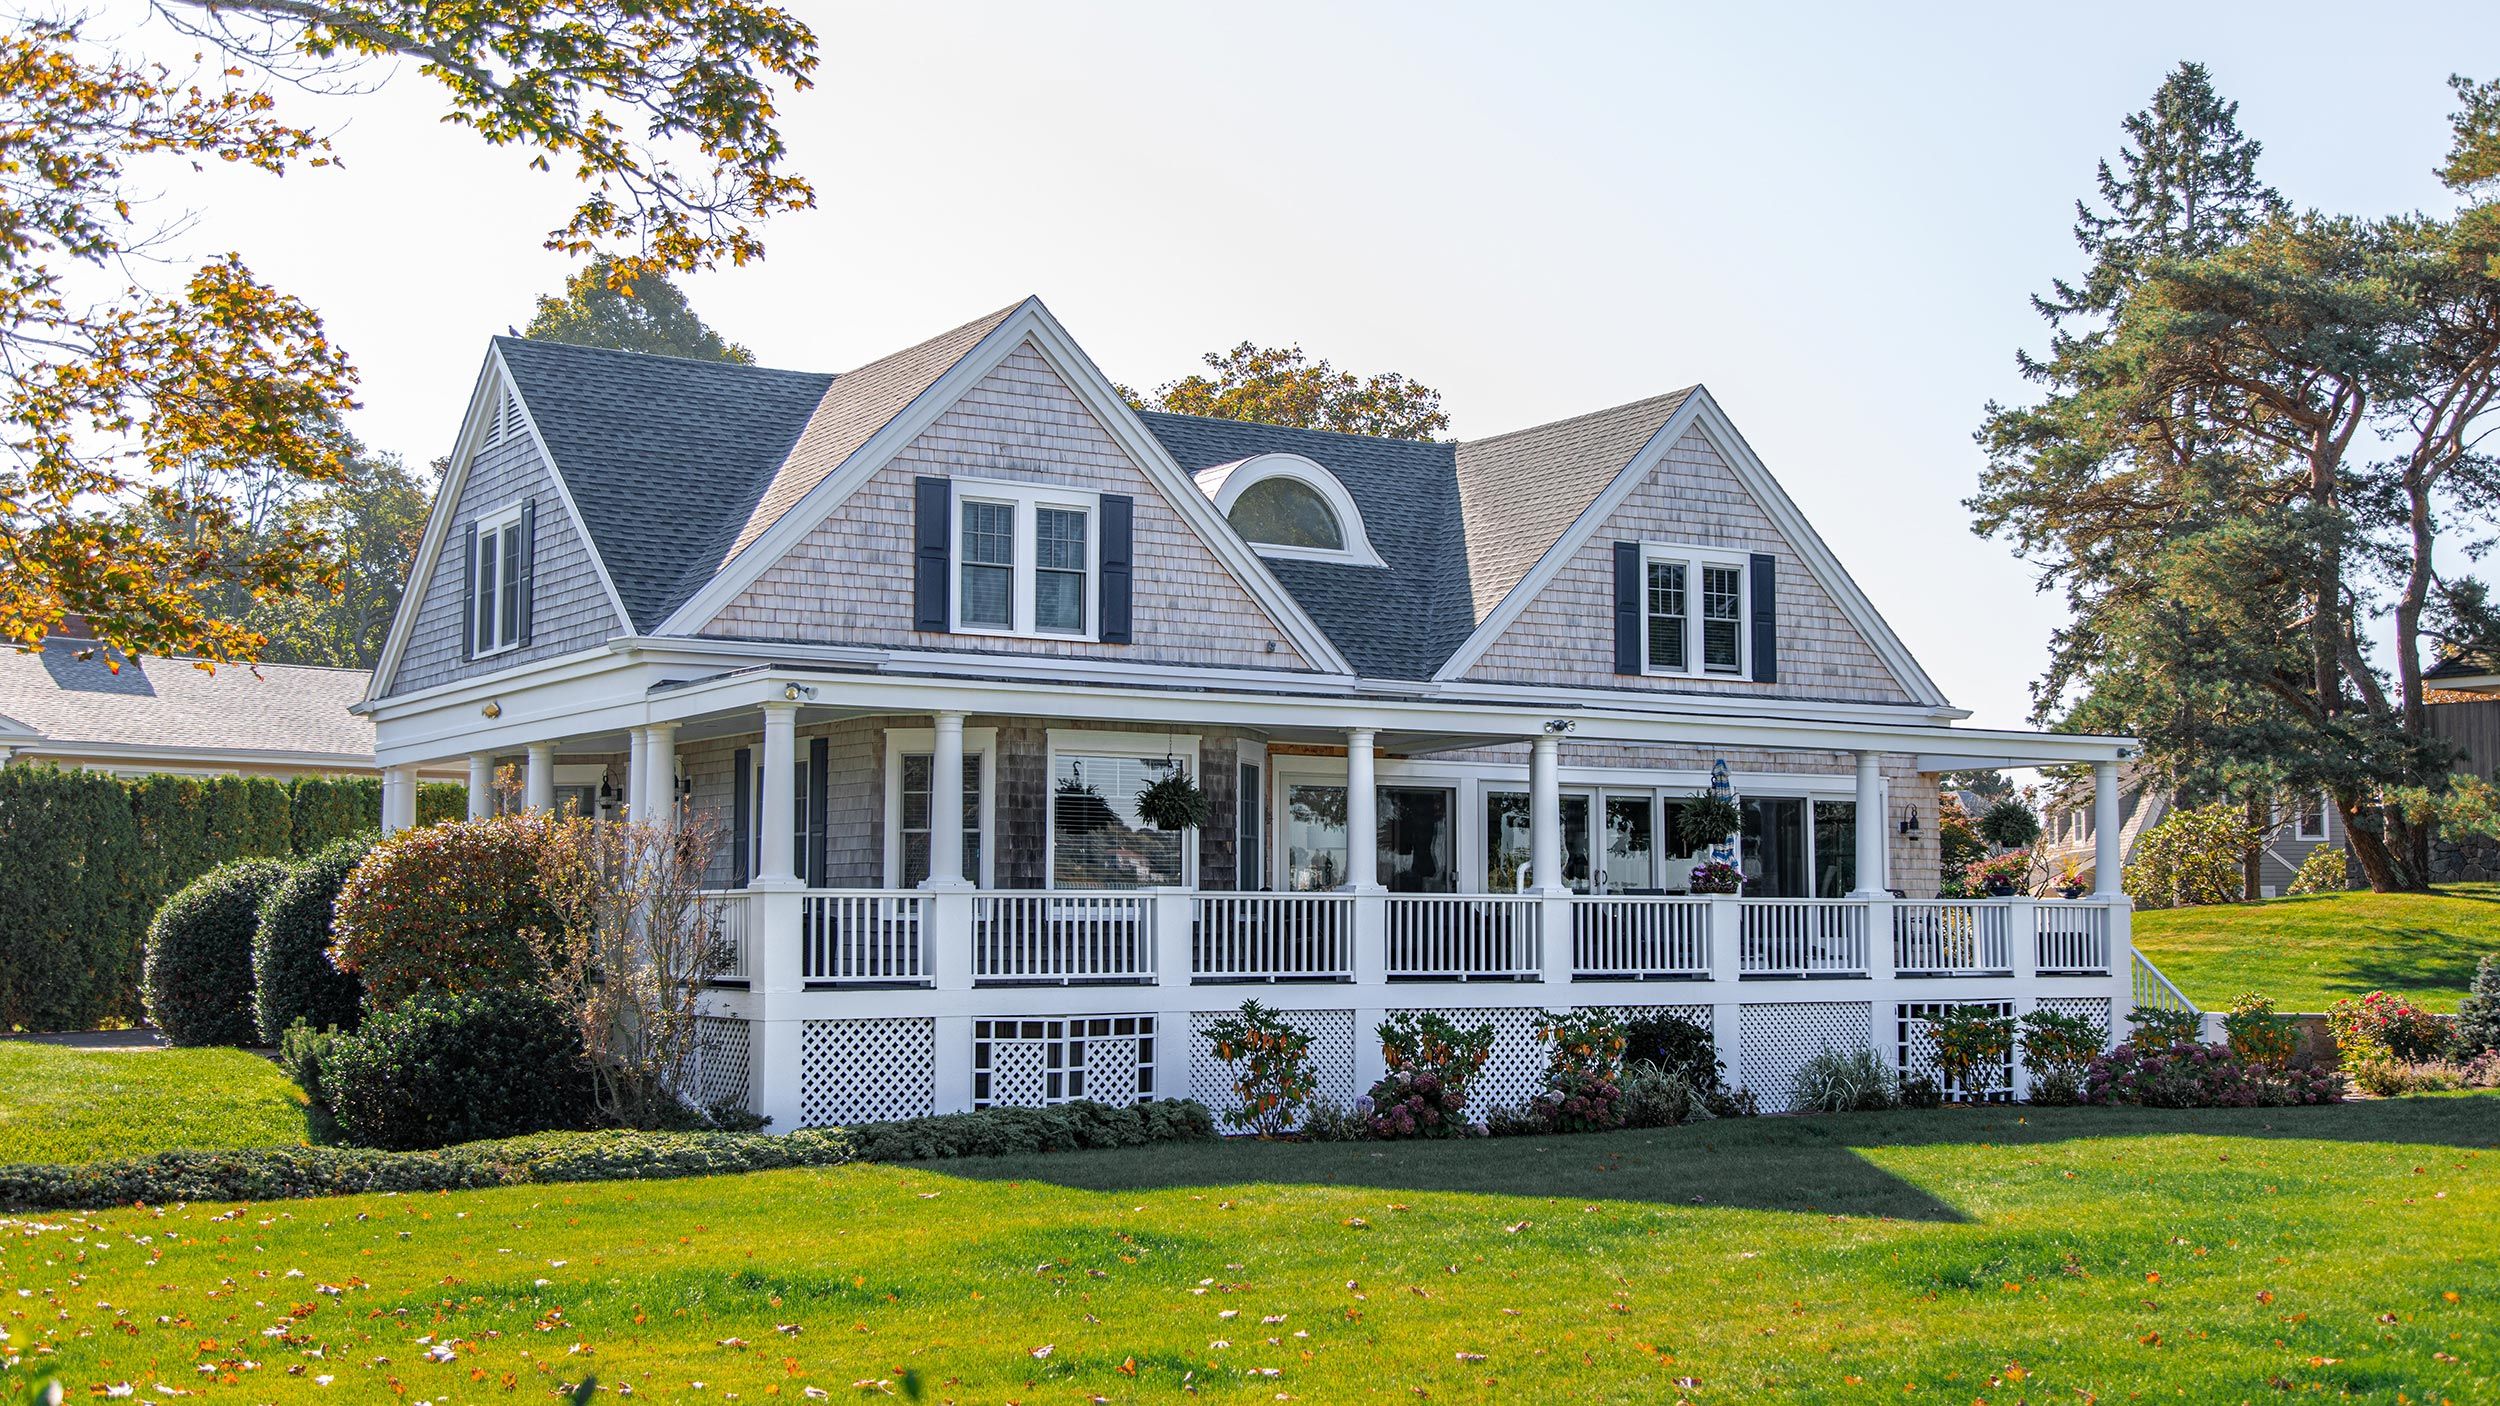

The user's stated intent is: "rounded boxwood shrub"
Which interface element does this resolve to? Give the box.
[322,986,592,1150]
[143,858,292,1045]
[253,833,374,1043]
[332,814,559,1005]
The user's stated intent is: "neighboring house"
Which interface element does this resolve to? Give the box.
[0,631,442,781]
[361,296,2141,1122]
[2041,767,2342,897]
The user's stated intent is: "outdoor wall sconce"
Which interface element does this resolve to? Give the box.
[1542,718,1576,735]
[782,682,816,702]
[1898,806,1922,837]
[481,699,502,719]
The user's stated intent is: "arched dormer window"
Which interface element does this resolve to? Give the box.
[1194,453,1385,567]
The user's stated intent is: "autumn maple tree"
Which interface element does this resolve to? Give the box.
[2,2,816,663]
[1126,342,1450,440]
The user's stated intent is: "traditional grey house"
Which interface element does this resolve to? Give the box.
[361,297,2144,1123]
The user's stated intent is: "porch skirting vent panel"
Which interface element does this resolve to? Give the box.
[1189,1008,1359,1120]
[973,1015,1157,1110]
[1739,1001,1874,1114]
[800,1017,937,1127]
[1896,999,2016,1102]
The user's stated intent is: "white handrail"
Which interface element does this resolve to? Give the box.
[1570,896,1710,979]
[696,891,751,982]
[974,891,1156,984]
[1383,894,1542,979]
[1739,899,1869,976]
[1192,893,1353,981]
[1891,900,2009,974]
[801,890,928,984]
[2130,949,2198,1014]
[2034,902,2112,973]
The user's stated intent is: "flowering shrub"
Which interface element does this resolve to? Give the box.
[1529,1008,1626,1133]
[333,814,559,1005]
[2284,844,2350,896]
[1920,1004,2013,1101]
[2222,992,2298,1070]
[2016,1007,2105,1104]
[2128,1005,2205,1048]
[1687,860,1741,894]
[2326,991,2452,1063]
[1366,1011,1493,1138]
[2123,802,2258,909]
[1963,850,2034,896]
[2083,1040,2342,1108]
[1203,1000,1319,1136]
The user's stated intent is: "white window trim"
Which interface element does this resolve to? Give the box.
[1196,452,1386,567]
[1043,728,1201,891]
[949,477,1100,641]
[1639,541,1750,680]
[2294,791,2331,842]
[880,726,998,888]
[471,502,527,659]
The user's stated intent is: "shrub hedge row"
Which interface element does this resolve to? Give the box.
[0,1099,1217,1211]
[0,767,463,1031]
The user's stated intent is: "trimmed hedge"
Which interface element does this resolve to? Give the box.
[252,834,373,1043]
[142,859,292,1046]
[0,1099,1219,1210]
[333,815,558,1006]
[323,987,593,1149]
[0,766,465,1031]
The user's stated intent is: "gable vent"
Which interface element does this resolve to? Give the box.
[500,388,527,445]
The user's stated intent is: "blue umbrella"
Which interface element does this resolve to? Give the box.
[1709,759,1738,866]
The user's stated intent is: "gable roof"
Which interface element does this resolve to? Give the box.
[0,646,379,762]
[1452,391,1692,621]
[493,338,833,631]
[1140,414,1473,679]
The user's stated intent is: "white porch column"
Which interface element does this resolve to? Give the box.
[2092,760,2125,899]
[757,702,800,886]
[466,754,495,821]
[642,724,678,831]
[524,742,556,813]
[626,728,650,821]
[1344,728,1381,891]
[381,764,420,833]
[1529,732,1567,895]
[1850,750,1890,897]
[925,710,972,889]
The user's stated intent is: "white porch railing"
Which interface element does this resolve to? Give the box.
[698,891,752,982]
[973,891,1156,985]
[1891,900,2010,975]
[2035,902,2112,973]
[801,891,928,985]
[2131,949,2198,1015]
[1192,893,1354,981]
[1571,896,1711,979]
[1383,895,1542,980]
[1739,899,1869,976]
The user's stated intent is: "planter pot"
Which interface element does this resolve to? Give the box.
[2059,885,2086,900]
[1983,880,2017,898]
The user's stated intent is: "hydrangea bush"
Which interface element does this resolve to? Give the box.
[1365,1011,1492,1138]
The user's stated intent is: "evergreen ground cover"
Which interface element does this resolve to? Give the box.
[7,1096,2495,1403]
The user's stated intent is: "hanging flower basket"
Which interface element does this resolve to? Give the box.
[1135,769,1212,832]
[1675,792,1744,855]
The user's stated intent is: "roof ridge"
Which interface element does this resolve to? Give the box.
[1461,387,1699,450]
[1,643,374,677]
[1135,409,1454,453]
[493,334,830,380]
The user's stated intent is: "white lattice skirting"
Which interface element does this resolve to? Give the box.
[1896,999,2016,1101]
[974,1015,1158,1109]
[800,1017,936,1127]
[1189,1009,1359,1127]
[2037,995,2114,1037]
[687,1016,753,1113]
[1740,1001,1876,1114]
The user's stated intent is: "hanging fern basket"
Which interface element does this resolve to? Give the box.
[1135,769,1213,832]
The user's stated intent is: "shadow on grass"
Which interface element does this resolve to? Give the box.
[2336,945,2488,1000]
[929,1096,2500,1223]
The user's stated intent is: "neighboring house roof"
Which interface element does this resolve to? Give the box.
[2426,650,2500,691]
[0,646,380,765]
[1451,391,1693,622]
[1139,413,1474,679]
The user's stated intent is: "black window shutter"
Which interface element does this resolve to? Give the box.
[913,476,951,632]
[459,524,477,662]
[1611,542,1641,675]
[731,747,753,884]
[1749,552,1778,683]
[1100,493,1134,644]
[516,499,538,646]
[805,736,829,887]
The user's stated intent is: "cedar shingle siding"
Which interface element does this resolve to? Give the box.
[388,431,619,696]
[1465,428,1912,703]
[704,341,1312,670]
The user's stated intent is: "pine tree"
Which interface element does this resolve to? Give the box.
[2458,953,2500,1057]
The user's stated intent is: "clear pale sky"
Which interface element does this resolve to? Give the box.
[162,2,2499,728]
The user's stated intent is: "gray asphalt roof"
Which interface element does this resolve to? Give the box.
[496,306,1692,680]
[0,646,378,758]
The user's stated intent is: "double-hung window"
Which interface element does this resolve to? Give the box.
[472,506,527,657]
[952,480,1097,639]
[1639,544,1747,678]
[2293,792,2330,841]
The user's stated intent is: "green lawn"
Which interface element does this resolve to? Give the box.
[0,1041,310,1165]
[2132,882,2500,1013]
[7,1098,2496,1402]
